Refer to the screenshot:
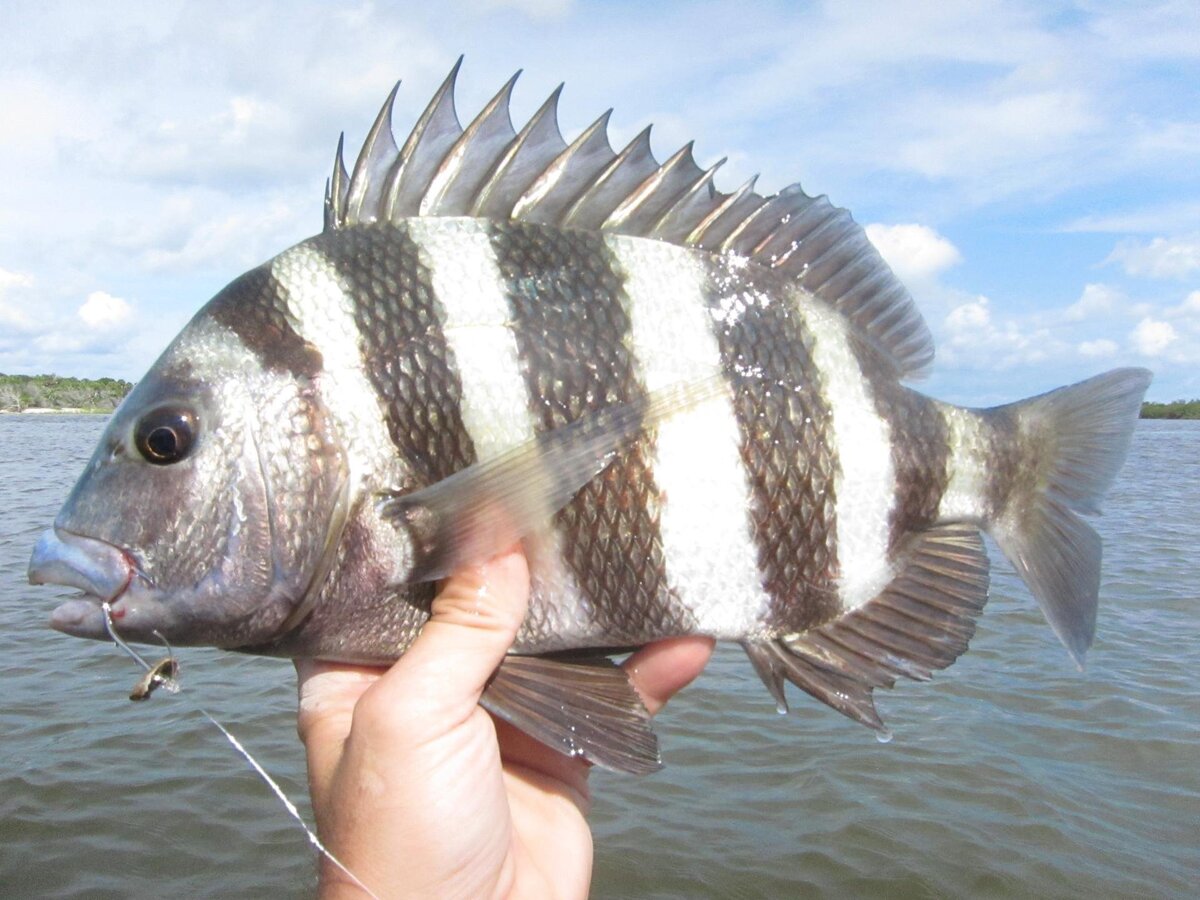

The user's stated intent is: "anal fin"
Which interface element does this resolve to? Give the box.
[744,523,990,732]
[481,655,661,775]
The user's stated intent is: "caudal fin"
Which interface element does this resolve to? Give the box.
[989,368,1151,665]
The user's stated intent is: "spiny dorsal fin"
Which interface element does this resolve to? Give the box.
[325,62,934,377]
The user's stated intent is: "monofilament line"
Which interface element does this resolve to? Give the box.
[196,708,381,900]
[99,603,380,899]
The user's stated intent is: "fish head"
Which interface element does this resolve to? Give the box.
[29,271,350,650]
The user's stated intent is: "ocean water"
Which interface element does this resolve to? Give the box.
[0,414,1196,898]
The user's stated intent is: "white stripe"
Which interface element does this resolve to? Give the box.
[405,219,588,646]
[271,246,403,487]
[937,404,990,521]
[609,235,770,637]
[403,220,531,456]
[270,245,413,584]
[792,299,896,611]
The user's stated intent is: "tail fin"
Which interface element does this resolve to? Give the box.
[988,368,1151,665]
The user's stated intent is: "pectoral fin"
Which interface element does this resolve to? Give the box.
[379,375,723,583]
[481,654,661,775]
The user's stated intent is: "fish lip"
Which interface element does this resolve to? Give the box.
[30,528,158,641]
[28,526,141,605]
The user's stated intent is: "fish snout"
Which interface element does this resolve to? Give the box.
[28,527,133,603]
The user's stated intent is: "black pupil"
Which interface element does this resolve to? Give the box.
[146,426,178,459]
[136,408,195,464]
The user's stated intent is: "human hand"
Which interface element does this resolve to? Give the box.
[296,547,714,899]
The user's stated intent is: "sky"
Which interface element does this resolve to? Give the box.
[0,0,1197,405]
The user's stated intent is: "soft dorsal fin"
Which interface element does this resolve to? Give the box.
[325,61,934,378]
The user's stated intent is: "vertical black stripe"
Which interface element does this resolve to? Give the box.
[206,267,324,378]
[311,225,476,487]
[700,258,841,631]
[487,220,690,641]
[848,334,950,553]
[981,405,1022,521]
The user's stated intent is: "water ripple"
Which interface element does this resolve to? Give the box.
[2,415,1197,898]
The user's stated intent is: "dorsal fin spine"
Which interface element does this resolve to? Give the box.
[470,83,566,218]
[512,109,615,226]
[326,62,936,378]
[603,141,701,232]
[686,175,758,247]
[649,158,725,242]
[381,59,463,220]
[328,134,348,229]
[561,126,656,229]
[420,71,520,216]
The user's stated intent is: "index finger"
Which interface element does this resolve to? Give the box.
[622,636,715,716]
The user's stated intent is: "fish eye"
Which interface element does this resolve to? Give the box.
[134,407,198,465]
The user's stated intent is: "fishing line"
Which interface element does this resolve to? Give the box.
[100,603,381,900]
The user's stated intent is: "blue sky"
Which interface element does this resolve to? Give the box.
[1,0,1197,405]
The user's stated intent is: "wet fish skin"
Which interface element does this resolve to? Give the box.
[27,65,1151,773]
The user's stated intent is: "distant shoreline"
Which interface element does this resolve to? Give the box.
[0,407,112,415]
[0,374,132,414]
[1140,400,1200,420]
[1,371,1196,419]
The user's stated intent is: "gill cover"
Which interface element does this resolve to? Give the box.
[32,279,350,649]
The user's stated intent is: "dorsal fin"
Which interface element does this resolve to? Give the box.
[325,63,934,377]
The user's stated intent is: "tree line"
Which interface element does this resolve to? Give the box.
[1140,399,1200,420]
[0,374,133,412]
[1,371,1197,420]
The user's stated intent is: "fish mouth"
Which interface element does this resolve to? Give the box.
[28,527,148,641]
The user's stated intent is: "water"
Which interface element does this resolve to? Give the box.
[1,415,1197,898]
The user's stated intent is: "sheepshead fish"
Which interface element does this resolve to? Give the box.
[29,62,1150,774]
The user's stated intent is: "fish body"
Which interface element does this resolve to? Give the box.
[29,64,1151,772]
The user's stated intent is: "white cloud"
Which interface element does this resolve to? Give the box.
[1108,234,1200,279]
[939,293,1070,371]
[945,296,991,332]
[136,198,302,273]
[1130,318,1178,356]
[78,291,133,329]
[0,267,36,333]
[895,89,1098,183]
[865,223,962,284]
[472,0,573,18]
[1078,338,1118,359]
[0,266,34,292]
[1064,283,1122,322]
[1175,291,1200,316]
[1062,201,1200,235]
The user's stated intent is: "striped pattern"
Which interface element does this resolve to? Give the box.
[791,297,898,611]
[259,219,951,649]
[311,226,475,488]
[608,235,771,638]
[486,222,687,641]
[700,256,841,631]
[207,266,323,379]
[402,218,591,645]
[268,244,403,491]
[848,335,950,549]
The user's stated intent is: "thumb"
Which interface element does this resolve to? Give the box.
[370,546,531,721]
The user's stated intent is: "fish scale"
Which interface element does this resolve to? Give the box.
[699,255,841,632]
[486,221,688,644]
[315,226,476,489]
[874,383,951,551]
[29,64,1152,774]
